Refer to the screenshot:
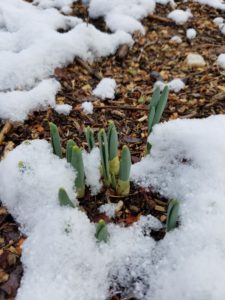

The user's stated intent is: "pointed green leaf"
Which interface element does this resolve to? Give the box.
[66,140,76,163]
[98,129,111,186]
[152,86,169,126]
[118,145,131,182]
[49,122,62,158]
[166,199,179,232]
[84,127,95,152]
[95,219,109,243]
[58,187,75,208]
[149,86,161,109]
[71,146,85,198]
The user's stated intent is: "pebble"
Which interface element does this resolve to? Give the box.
[186,53,206,67]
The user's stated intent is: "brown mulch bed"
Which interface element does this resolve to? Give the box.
[0,0,225,299]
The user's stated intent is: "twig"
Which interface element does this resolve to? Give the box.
[76,57,102,80]
[0,122,13,145]
[149,14,174,24]
[94,105,149,111]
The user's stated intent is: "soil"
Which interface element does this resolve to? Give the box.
[0,0,225,299]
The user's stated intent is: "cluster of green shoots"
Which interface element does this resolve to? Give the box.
[49,85,178,242]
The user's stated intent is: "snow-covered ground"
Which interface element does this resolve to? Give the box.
[1,116,225,299]
[0,0,224,121]
[1,0,225,299]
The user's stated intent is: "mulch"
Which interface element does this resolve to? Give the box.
[0,0,225,298]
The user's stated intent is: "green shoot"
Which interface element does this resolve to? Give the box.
[95,219,109,243]
[66,140,76,163]
[58,187,75,208]
[107,121,119,176]
[71,146,85,198]
[84,127,95,152]
[49,122,62,158]
[98,129,111,187]
[117,145,131,196]
[166,199,179,232]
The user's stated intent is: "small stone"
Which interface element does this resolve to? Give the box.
[186,53,206,67]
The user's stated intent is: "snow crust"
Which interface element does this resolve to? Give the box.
[154,78,185,93]
[55,104,72,115]
[92,78,117,100]
[0,0,133,121]
[1,116,225,299]
[186,28,197,39]
[81,101,94,114]
[99,203,117,218]
[170,35,182,43]
[131,115,225,299]
[82,148,102,195]
[167,9,193,25]
[217,53,225,69]
[196,0,225,10]
[89,0,155,34]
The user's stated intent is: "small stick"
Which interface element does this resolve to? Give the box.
[0,122,13,145]
[76,58,102,80]
[94,105,149,111]
[149,14,175,24]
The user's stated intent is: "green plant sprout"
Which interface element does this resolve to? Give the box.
[58,187,75,208]
[95,219,109,243]
[116,146,131,196]
[49,122,62,158]
[71,146,85,198]
[147,85,169,154]
[166,199,179,232]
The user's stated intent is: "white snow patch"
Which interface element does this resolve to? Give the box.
[213,17,224,25]
[55,104,72,115]
[81,101,94,114]
[99,203,117,218]
[0,79,60,122]
[170,35,182,43]
[154,78,185,93]
[0,139,77,234]
[186,28,197,39]
[217,53,225,69]
[34,0,76,12]
[2,116,225,299]
[89,0,155,34]
[92,78,117,100]
[0,0,133,121]
[196,0,225,10]
[131,115,225,300]
[82,148,102,195]
[167,9,193,25]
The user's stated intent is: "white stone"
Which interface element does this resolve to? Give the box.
[186,53,206,67]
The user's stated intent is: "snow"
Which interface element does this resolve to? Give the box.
[0,79,60,122]
[55,104,72,115]
[81,101,94,114]
[0,0,133,122]
[89,0,155,34]
[213,17,224,25]
[170,35,182,43]
[34,0,77,12]
[154,78,185,93]
[82,148,102,195]
[92,78,117,100]
[186,28,197,39]
[99,203,117,218]
[217,53,225,69]
[167,9,193,25]
[131,115,225,299]
[0,140,77,234]
[1,116,225,299]
[196,0,225,10]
